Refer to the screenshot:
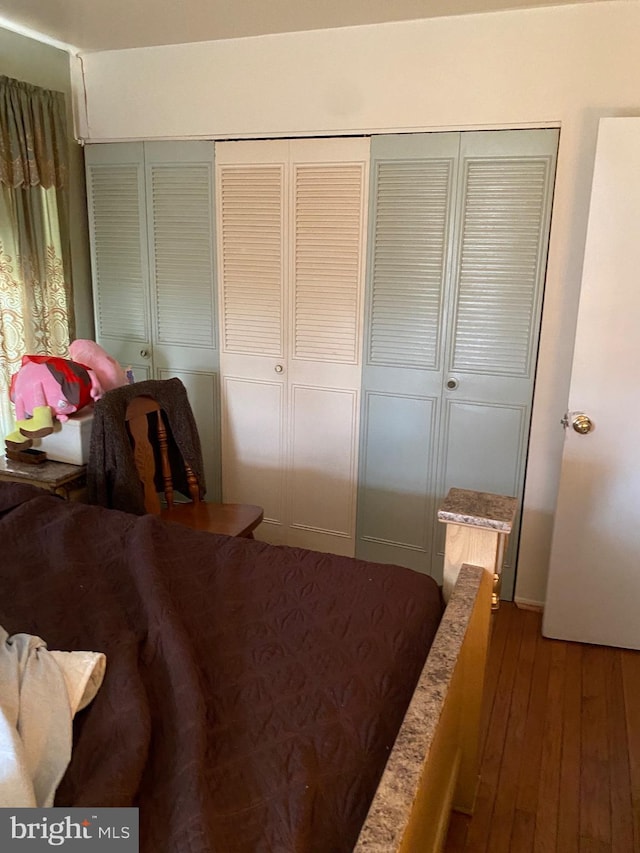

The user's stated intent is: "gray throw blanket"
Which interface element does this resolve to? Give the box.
[86,377,206,515]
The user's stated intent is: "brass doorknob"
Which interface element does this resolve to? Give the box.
[572,414,593,434]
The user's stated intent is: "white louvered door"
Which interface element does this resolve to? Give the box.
[357,130,558,596]
[216,138,369,552]
[216,141,287,540]
[85,142,221,498]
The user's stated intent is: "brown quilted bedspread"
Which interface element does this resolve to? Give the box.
[0,483,443,853]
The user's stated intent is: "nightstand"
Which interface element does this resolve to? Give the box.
[0,456,87,500]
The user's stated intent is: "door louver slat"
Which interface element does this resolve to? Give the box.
[219,166,283,355]
[368,160,452,369]
[453,157,550,376]
[151,164,215,347]
[90,166,148,341]
[293,164,364,362]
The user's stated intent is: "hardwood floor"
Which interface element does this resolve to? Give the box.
[444,603,640,852]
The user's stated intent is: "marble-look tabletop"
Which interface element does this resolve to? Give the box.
[437,487,518,533]
[0,455,85,485]
[354,564,485,851]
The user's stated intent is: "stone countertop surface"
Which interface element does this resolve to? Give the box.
[437,487,518,533]
[0,455,85,485]
[354,564,485,851]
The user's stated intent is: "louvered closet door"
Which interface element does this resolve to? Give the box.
[216,140,287,543]
[358,130,558,598]
[287,138,368,553]
[85,143,153,381]
[86,141,221,499]
[434,130,558,595]
[357,133,460,571]
[216,138,369,553]
[144,142,221,499]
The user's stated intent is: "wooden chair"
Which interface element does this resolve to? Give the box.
[125,395,263,537]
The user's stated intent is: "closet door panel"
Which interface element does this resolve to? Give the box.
[145,142,220,498]
[365,133,458,378]
[437,129,558,595]
[222,375,286,544]
[217,140,285,358]
[288,384,359,554]
[357,133,459,569]
[291,157,366,365]
[357,391,436,568]
[87,141,221,500]
[85,142,152,379]
[357,129,558,596]
[216,141,288,526]
[218,165,285,357]
[146,143,216,352]
[287,138,369,553]
[441,401,526,494]
[217,138,368,553]
[446,130,557,397]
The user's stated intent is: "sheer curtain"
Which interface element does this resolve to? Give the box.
[0,75,73,439]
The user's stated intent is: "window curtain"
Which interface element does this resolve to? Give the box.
[0,75,72,439]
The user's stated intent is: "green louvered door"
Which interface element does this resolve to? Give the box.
[85,141,221,498]
[357,129,558,597]
[85,142,153,383]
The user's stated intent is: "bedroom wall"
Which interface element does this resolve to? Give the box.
[0,26,93,339]
[73,0,640,606]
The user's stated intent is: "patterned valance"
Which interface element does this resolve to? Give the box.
[0,76,68,189]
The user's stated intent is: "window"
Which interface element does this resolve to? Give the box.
[0,75,72,440]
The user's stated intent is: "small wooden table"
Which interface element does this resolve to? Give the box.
[0,456,87,500]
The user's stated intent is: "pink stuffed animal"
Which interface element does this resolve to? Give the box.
[5,340,128,450]
[68,339,128,395]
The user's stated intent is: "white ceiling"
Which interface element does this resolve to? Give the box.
[0,0,603,52]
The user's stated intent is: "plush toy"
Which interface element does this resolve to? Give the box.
[5,341,128,450]
[68,339,129,395]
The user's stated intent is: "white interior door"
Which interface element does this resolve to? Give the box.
[542,118,640,650]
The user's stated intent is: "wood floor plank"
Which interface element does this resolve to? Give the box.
[478,604,513,759]
[557,641,582,853]
[533,638,566,853]
[444,608,638,853]
[606,651,634,852]
[621,649,640,850]
[463,605,526,852]
[510,807,535,853]
[578,838,611,853]
[487,609,539,853]
[580,646,612,845]
[516,618,552,818]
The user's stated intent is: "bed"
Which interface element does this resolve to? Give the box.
[0,481,514,852]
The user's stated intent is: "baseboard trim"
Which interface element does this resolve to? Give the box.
[514,597,544,612]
